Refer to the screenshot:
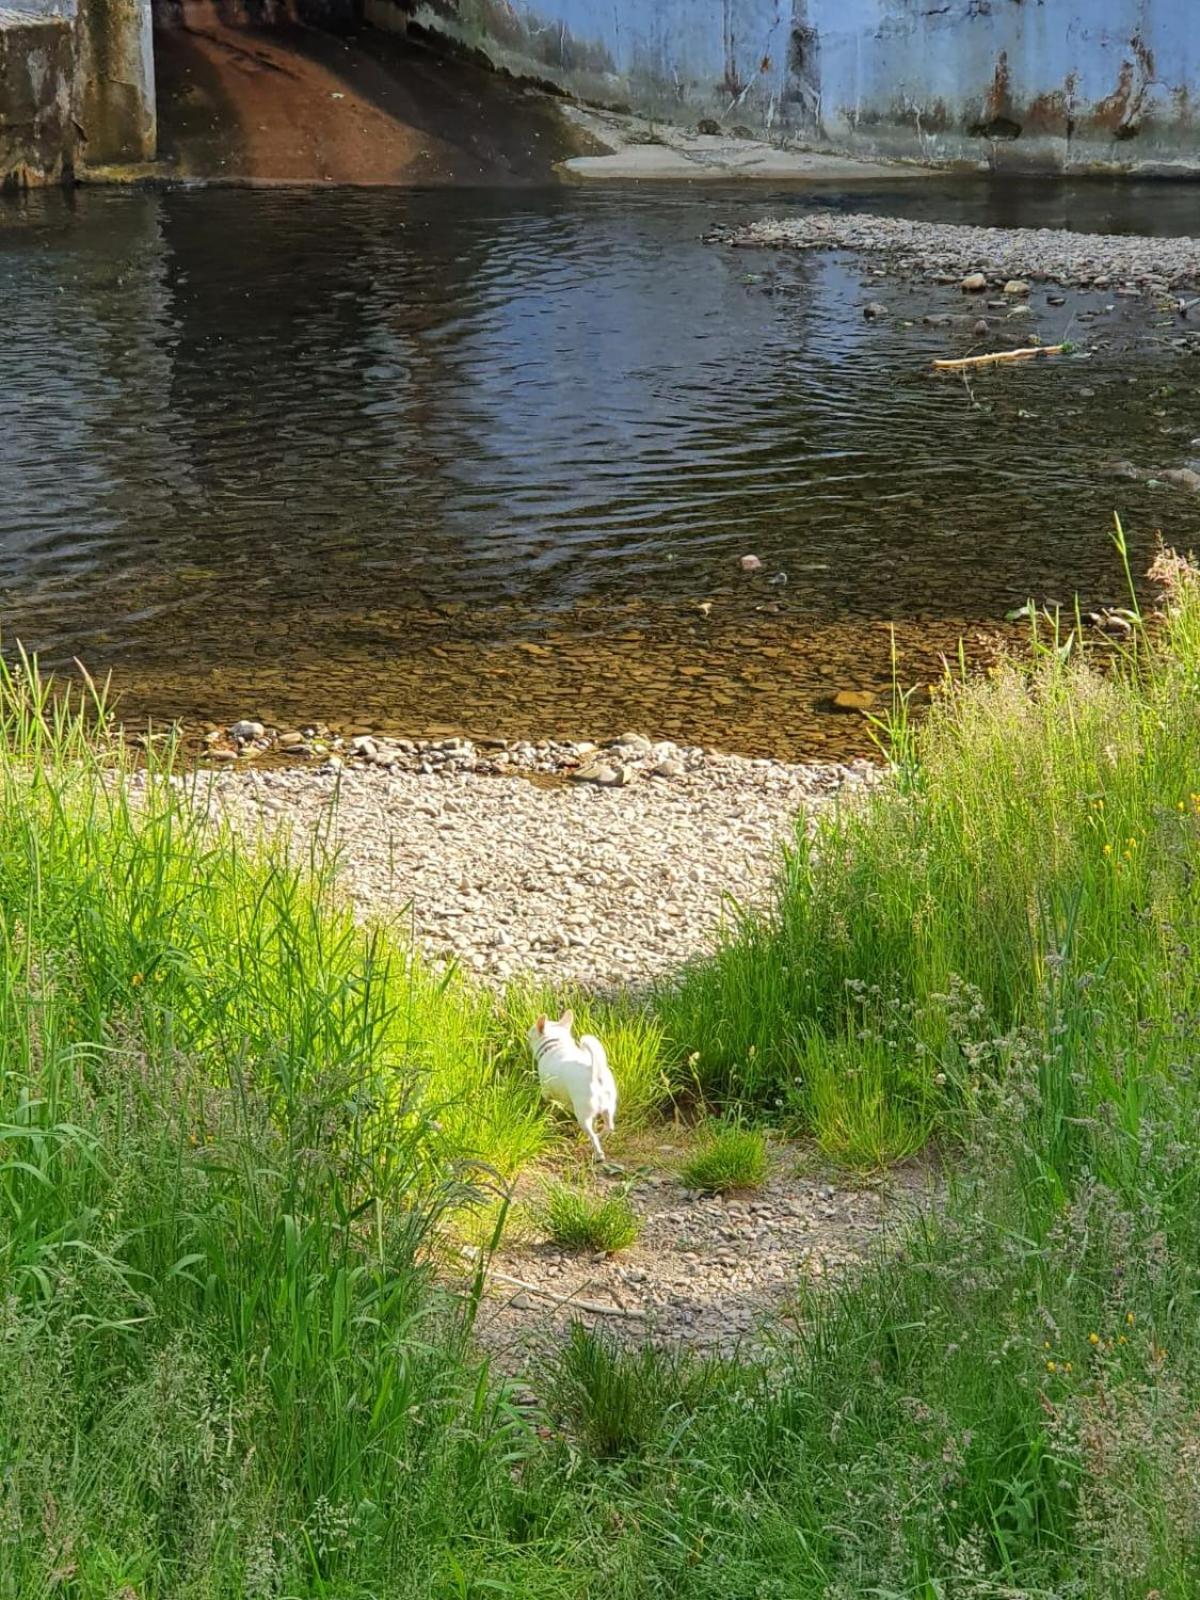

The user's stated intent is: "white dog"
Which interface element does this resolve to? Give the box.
[528,1010,618,1160]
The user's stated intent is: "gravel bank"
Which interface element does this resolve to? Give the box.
[714,212,1200,292]
[183,732,879,990]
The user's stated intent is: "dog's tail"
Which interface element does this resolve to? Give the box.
[580,1034,608,1079]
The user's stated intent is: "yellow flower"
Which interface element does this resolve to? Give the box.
[1118,1335,1128,1346]
[1043,1341,1052,1350]
[1126,837,1138,849]
[1064,1362,1073,1374]
[1103,843,1112,856]
[1045,1360,1058,1373]
[131,973,144,988]
[1089,1332,1101,1346]
[1178,801,1186,813]
[1127,1312,1136,1326]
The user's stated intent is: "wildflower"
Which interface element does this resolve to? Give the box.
[131,973,144,988]
[1103,843,1112,856]
[1127,1311,1136,1326]
[1178,801,1186,813]
[1089,1332,1100,1346]
[1118,1335,1128,1346]
[1064,1362,1073,1374]
[154,968,166,983]
[1046,1360,1058,1373]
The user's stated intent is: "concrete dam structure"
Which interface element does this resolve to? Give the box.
[1,0,1197,184]
[424,0,1198,175]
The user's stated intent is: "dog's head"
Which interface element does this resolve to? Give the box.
[528,1009,575,1052]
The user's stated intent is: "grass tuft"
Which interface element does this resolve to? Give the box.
[534,1180,642,1252]
[680,1123,768,1193]
[545,1322,718,1458]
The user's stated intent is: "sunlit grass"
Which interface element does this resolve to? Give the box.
[679,1122,768,1193]
[533,1180,641,1252]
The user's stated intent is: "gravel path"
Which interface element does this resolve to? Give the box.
[188,729,879,990]
[715,212,1200,292]
[465,1134,934,1363]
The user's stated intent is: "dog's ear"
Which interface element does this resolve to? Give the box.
[535,1015,546,1034]
[561,1008,574,1029]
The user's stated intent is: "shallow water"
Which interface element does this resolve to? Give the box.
[2,179,1199,759]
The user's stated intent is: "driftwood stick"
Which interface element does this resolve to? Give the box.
[487,1268,647,1320]
[932,344,1066,372]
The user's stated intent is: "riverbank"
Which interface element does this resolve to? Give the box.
[716,209,1200,290]
[166,733,878,989]
[6,544,1200,1593]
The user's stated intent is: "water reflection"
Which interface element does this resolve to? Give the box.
[1,179,1198,757]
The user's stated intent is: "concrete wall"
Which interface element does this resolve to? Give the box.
[418,0,1200,173]
[0,8,75,184]
[0,0,153,182]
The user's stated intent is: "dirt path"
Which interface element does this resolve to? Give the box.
[464,1132,936,1367]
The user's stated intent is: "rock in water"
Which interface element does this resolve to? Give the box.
[229,720,265,742]
[740,554,763,572]
[863,302,889,320]
[830,690,877,713]
[961,272,987,292]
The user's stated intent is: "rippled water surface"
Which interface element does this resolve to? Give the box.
[3,180,1199,758]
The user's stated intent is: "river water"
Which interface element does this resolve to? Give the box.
[3,179,1199,759]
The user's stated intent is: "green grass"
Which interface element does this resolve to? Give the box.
[533,1180,642,1252]
[679,1123,768,1193]
[9,525,1200,1596]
